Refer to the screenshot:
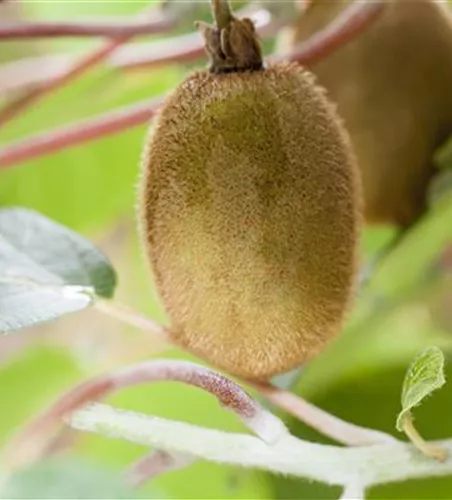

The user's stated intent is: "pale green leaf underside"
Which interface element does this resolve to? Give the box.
[0,458,142,499]
[396,346,446,431]
[0,207,117,334]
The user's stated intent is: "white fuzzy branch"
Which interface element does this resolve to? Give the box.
[69,403,452,489]
[340,482,366,499]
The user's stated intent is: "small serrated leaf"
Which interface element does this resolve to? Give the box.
[396,346,446,431]
[0,207,117,334]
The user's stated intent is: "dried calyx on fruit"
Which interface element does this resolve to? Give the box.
[280,0,452,230]
[139,0,362,380]
[195,0,262,74]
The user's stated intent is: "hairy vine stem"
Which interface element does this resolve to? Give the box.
[69,402,452,490]
[94,300,395,447]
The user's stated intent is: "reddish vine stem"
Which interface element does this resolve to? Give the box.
[0,13,174,39]
[0,38,127,129]
[110,6,275,71]
[0,36,203,97]
[2,360,286,471]
[111,1,383,70]
[0,1,383,167]
[0,6,164,129]
[0,54,74,95]
[252,382,398,446]
[94,300,397,447]
[0,6,272,94]
[274,0,384,64]
[109,32,206,72]
[0,96,163,168]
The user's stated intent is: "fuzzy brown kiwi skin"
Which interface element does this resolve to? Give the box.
[139,57,362,380]
[281,0,452,229]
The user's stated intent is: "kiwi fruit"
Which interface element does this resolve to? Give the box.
[139,0,361,380]
[280,0,452,229]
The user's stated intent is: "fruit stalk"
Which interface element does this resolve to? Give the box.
[211,0,233,30]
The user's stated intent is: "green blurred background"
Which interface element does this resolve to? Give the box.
[1,1,452,498]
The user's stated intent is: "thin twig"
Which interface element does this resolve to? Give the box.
[95,299,170,344]
[39,425,79,459]
[0,6,162,129]
[0,293,398,452]
[0,6,274,91]
[110,2,382,70]
[0,35,202,95]
[110,6,275,71]
[0,2,382,165]
[0,38,126,128]
[252,382,398,446]
[2,360,287,471]
[0,54,74,95]
[274,0,385,65]
[0,13,173,39]
[90,302,395,447]
[109,32,205,71]
[0,96,163,169]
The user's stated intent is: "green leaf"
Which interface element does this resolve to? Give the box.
[270,361,452,500]
[0,458,143,499]
[0,207,116,334]
[396,346,446,431]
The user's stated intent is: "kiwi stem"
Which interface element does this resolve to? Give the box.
[95,298,170,345]
[95,301,396,447]
[252,382,398,446]
[402,414,447,461]
[211,0,233,30]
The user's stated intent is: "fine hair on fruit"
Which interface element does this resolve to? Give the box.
[139,0,362,380]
